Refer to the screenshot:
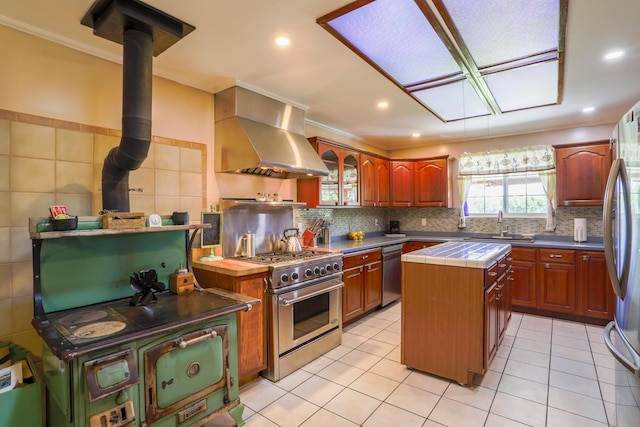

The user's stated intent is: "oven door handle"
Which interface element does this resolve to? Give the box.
[279,282,344,306]
[178,329,217,349]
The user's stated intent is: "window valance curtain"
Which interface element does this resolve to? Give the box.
[459,145,555,176]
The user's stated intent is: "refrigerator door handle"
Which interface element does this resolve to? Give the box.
[604,321,640,376]
[603,158,632,299]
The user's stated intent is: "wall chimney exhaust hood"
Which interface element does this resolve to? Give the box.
[215,86,329,179]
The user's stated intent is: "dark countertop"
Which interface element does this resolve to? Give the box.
[34,288,260,362]
[314,232,604,254]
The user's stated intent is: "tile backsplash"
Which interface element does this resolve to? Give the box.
[297,206,603,239]
[0,109,206,355]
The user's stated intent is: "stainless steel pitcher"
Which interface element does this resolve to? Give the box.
[240,232,256,258]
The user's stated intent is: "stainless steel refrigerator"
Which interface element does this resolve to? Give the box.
[603,103,640,404]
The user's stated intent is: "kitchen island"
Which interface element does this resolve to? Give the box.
[401,241,512,385]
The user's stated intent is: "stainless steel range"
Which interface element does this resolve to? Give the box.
[237,250,344,382]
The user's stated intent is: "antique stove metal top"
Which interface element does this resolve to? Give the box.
[235,250,343,291]
[34,288,258,362]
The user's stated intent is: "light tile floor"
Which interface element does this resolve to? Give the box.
[213,302,640,426]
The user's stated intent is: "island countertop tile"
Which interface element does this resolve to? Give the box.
[401,241,511,269]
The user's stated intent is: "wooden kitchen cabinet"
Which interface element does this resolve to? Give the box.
[361,154,390,207]
[510,247,537,308]
[413,157,453,208]
[342,248,382,325]
[192,269,267,382]
[537,248,577,314]
[577,250,615,320]
[297,137,360,207]
[555,141,612,207]
[403,241,443,253]
[484,281,498,367]
[390,161,414,207]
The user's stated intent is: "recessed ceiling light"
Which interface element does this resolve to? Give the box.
[377,101,389,109]
[275,36,290,46]
[604,50,624,61]
[412,132,421,138]
[582,106,595,113]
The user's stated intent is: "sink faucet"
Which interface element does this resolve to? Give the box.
[497,210,509,237]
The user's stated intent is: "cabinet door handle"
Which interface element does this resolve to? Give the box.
[488,271,498,277]
[498,263,507,268]
[582,255,590,261]
[508,276,515,281]
[507,257,513,261]
[361,255,369,260]
[545,263,551,269]
[549,254,562,258]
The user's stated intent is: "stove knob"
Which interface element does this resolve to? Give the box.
[291,272,299,281]
[333,262,340,271]
[326,264,333,272]
[314,266,321,275]
[280,273,289,283]
[320,267,326,275]
[304,268,312,278]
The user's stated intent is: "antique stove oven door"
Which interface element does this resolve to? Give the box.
[143,324,230,426]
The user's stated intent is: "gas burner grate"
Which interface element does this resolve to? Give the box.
[236,250,332,265]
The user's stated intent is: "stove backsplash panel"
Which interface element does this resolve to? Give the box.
[222,205,296,257]
[39,230,187,313]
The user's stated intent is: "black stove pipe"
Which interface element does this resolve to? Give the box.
[102,28,153,212]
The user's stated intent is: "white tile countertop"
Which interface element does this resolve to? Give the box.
[401,241,511,269]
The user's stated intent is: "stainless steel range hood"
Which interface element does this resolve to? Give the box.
[215,86,329,179]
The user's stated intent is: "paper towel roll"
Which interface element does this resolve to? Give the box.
[574,218,587,242]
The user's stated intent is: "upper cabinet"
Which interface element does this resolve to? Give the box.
[413,157,453,208]
[390,157,453,208]
[361,154,389,207]
[298,137,360,207]
[390,161,414,207]
[555,141,612,207]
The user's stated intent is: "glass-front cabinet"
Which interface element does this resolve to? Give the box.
[298,137,360,207]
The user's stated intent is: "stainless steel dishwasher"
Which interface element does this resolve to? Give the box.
[381,244,403,306]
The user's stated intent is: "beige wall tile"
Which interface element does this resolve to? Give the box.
[11,192,55,227]
[180,197,204,221]
[155,170,180,196]
[130,167,155,195]
[181,147,203,172]
[56,128,93,162]
[11,227,30,263]
[155,196,181,215]
[56,160,93,194]
[10,295,32,333]
[55,193,93,216]
[141,142,154,169]
[11,261,32,298]
[0,192,9,227]
[11,330,43,357]
[0,119,8,155]
[155,144,180,171]
[94,134,119,163]
[11,121,55,159]
[130,195,155,215]
[0,228,9,263]
[0,156,8,191]
[0,298,12,336]
[0,264,11,300]
[11,157,55,193]
[180,171,203,197]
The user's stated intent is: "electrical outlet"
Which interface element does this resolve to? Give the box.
[374,219,379,226]
[421,218,427,226]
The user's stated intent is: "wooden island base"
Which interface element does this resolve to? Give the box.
[401,262,485,385]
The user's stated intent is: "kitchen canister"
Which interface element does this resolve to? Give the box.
[574,218,587,242]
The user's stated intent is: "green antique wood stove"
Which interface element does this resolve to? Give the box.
[30,216,256,427]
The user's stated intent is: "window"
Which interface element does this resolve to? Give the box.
[466,172,547,215]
